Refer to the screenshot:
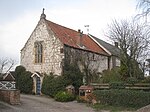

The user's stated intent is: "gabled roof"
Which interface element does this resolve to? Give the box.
[45,20,108,56]
[2,72,15,81]
[79,85,94,90]
[89,34,120,57]
[31,72,43,78]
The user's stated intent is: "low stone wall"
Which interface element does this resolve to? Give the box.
[0,89,20,105]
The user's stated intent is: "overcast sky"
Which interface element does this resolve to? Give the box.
[0,0,138,66]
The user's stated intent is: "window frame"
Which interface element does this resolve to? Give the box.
[34,41,43,64]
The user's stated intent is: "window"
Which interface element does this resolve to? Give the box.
[34,41,43,63]
[91,54,96,61]
[79,90,85,96]
[60,48,64,53]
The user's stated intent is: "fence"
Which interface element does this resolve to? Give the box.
[0,81,16,90]
[90,83,150,91]
[0,81,20,105]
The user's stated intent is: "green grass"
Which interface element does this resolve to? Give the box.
[92,103,137,112]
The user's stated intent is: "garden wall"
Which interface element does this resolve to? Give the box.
[0,89,20,105]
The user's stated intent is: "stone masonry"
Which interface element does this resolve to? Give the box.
[21,19,64,75]
[0,89,20,105]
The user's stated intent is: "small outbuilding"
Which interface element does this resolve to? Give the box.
[3,72,15,81]
[66,85,75,94]
[79,85,94,101]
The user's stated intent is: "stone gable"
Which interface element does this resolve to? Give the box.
[21,19,64,75]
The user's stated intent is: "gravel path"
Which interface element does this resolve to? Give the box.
[0,94,95,112]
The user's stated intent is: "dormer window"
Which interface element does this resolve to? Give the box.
[34,41,43,63]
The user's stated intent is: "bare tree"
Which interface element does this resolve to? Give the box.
[79,52,102,85]
[146,58,150,75]
[64,46,101,85]
[107,19,150,79]
[136,0,150,22]
[0,58,16,74]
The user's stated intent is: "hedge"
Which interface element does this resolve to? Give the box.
[94,90,150,108]
[15,66,33,94]
[41,75,69,97]
[18,71,33,94]
[109,82,125,89]
[54,91,75,102]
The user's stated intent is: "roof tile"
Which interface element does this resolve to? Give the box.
[46,20,108,55]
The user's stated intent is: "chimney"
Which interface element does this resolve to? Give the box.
[78,29,81,33]
[114,42,118,47]
[78,29,83,47]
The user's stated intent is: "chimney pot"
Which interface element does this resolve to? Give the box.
[78,29,81,33]
[115,42,118,47]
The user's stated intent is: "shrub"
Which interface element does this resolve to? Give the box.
[15,66,33,94]
[63,64,83,94]
[42,63,83,97]
[126,77,139,85]
[94,89,150,108]
[15,65,26,89]
[41,75,54,96]
[76,96,86,103]
[101,67,122,83]
[109,82,125,89]
[18,71,33,94]
[41,75,69,97]
[54,91,75,102]
[141,76,150,83]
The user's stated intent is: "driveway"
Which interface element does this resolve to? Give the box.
[0,94,95,112]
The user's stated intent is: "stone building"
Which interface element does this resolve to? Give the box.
[21,9,120,94]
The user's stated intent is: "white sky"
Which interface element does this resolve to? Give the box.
[0,0,138,66]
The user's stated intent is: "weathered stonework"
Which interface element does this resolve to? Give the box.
[21,11,120,94]
[0,89,20,105]
[64,45,108,73]
[109,56,120,69]
[21,19,64,75]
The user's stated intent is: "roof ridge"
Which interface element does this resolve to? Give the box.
[45,19,85,35]
[89,34,114,47]
[89,34,120,57]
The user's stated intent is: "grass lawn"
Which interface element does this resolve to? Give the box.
[92,103,137,112]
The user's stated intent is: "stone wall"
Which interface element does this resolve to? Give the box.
[0,89,20,105]
[109,56,120,69]
[21,19,64,75]
[64,45,108,73]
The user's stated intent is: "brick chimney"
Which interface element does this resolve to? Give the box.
[114,42,118,47]
[78,29,83,47]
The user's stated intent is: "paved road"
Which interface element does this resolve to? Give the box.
[0,94,95,112]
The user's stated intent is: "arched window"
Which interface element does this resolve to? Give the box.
[34,41,43,63]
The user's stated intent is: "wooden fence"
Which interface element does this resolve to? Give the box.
[90,83,150,91]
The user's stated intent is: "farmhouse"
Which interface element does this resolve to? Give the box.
[21,9,120,94]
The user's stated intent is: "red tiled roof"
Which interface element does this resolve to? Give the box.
[46,20,108,55]
[79,85,94,90]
